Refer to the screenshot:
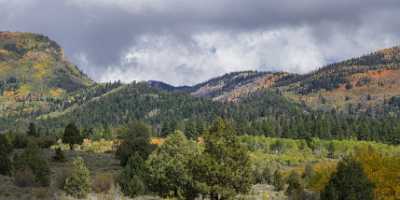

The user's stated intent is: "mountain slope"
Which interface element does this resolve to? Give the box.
[0,32,94,120]
[170,46,400,113]
[283,46,400,111]
[0,32,93,96]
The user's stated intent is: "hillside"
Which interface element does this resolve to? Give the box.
[0,32,94,121]
[2,32,400,144]
[163,46,400,113]
[284,46,400,112]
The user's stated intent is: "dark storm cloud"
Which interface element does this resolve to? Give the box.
[1,0,400,85]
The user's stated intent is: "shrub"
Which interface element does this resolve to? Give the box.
[0,134,13,153]
[273,169,285,191]
[27,122,38,137]
[12,134,28,148]
[63,157,91,198]
[55,169,70,189]
[13,142,51,187]
[0,134,13,176]
[146,131,200,199]
[0,152,13,176]
[261,167,273,184]
[191,118,253,199]
[34,136,57,149]
[286,171,305,200]
[92,173,113,194]
[118,154,146,198]
[116,121,155,166]
[53,148,66,162]
[14,168,35,187]
[32,187,51,199]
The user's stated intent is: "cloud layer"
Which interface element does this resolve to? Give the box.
[1,0,400,85]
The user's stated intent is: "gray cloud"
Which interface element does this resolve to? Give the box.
[1,0,400,85]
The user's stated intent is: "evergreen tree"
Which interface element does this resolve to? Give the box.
[116,121,155,166]
[0,134,13,176]
[327,142,335,159]
[321,157,374,200]
[64,157,91,198]
[192,118,253,200]
[53,147,66,162]
[273,169,285,191]
[286,171,304,200]
[147,131,200,199]
[118,153,146,198]
[13,142,50,186]
[62,123,83,150]
[261,167,273,184]
[27,122,38,137]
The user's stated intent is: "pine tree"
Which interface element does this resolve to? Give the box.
[273,169,285,191]
[116,121,155,166]
[62,123,83,150]
[147,131,200,199]
[27,122,38,137]
[0,135,12,176]
[118,153,146,198]
[321,157,374,200]
[286,171,304,200]
[13,142,50,186]
[64,157,91,198]
[191,118,253,200]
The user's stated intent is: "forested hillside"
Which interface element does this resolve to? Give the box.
[1,32,400,145]
[0,32,94,128]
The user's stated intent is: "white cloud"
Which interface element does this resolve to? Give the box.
[99,27,327,85]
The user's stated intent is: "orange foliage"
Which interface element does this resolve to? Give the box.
[3,90,15,97]
[150,138,165,146]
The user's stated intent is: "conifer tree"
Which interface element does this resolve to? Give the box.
[64,157,91,198]
[321,157,374,200]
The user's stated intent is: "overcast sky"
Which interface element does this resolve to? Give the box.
[1,0,400,85]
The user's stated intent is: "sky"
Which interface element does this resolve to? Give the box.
[1,0,400,86]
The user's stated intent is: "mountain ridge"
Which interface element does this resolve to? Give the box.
[2,31,400,133]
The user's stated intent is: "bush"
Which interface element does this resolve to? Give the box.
[53,148,66,162]
[34,136,57,149]
[146,131,200,199]
[118,154,146,198]
[13,142,51,187]
[14,168,35,187]
[116,121,155,166]
[273,169,285,191]
[63,157,91,198]
[12,134,28,148]
[92,173,113,194]
[0,134,13,176]
[55,169,70,190]
[0,134,13,153]
[286,171,305,200]
[261,167,273,184]
[0,152,13,176]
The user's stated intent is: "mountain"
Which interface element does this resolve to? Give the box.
[188,71,294,102]
[283,46,400,111]
[156,46,400,113]
[0,32,94,121]
[2,32,400,143]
